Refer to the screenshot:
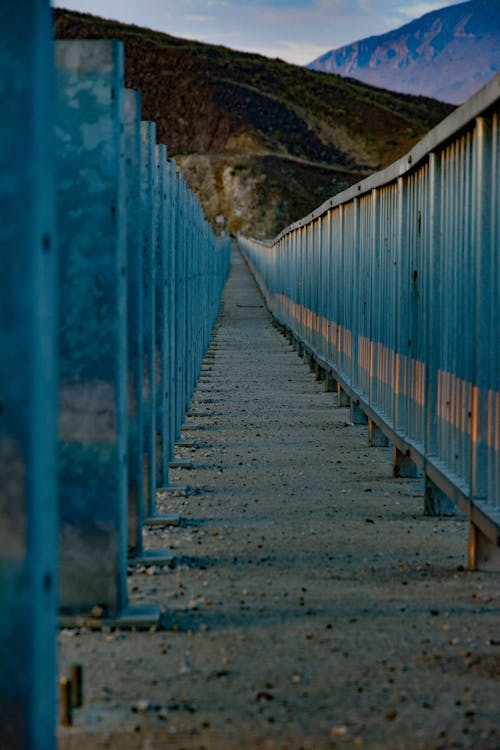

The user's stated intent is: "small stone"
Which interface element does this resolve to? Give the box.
[179,661,192,675]
[292,674,301,684]
[386,709,398,721]
[132,699,151,713]
[331,724,348,737]
[256,691,274,703]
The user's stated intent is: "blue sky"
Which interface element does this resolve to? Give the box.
[52,0,468,64]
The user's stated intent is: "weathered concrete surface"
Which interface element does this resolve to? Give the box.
[59,248,499,750]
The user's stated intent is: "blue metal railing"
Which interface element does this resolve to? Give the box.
[0,6,230,746]
[0,3,58,747]
[53,38,230,619]
[239,73,500,574]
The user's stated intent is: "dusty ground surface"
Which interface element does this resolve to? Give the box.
[59,248,499,750]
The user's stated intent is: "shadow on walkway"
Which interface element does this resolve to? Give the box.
[59,247,499,750]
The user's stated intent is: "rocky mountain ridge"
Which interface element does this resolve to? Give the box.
[308,0,500,105]
[55,8,453,238]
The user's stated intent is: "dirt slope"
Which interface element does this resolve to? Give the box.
[54,9,453,237]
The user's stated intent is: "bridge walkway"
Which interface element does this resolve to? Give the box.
[59,247,499,750]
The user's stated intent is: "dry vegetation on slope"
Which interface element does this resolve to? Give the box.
[55,9,453,238]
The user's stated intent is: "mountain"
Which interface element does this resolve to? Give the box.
[54,9,452,238]
[308,0,500,105]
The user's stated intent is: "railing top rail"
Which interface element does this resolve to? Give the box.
[260,72,500,245]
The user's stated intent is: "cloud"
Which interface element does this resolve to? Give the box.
[52,0,468,65]
[185,14,213,22]
[396,0,456,17]
[281,40,338,63]
[383,13,408,29]
[240,0,316,6]
[248,39,336,64]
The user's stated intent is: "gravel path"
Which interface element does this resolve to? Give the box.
[59,247,499,750]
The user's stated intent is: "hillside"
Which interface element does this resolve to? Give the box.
[54,9,453,238]
[308,0,500,105]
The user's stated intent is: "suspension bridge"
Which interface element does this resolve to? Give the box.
[1,3,499,749]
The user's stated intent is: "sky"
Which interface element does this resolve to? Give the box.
[52,0,468,65]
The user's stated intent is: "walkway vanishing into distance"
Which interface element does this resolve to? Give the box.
[4,10,499,748]
[59,248,500,750]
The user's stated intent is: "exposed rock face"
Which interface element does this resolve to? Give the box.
[308,0,500,105]
[55,8,452,238]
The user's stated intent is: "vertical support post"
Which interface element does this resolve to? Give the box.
[155,145,170,489]
[167,159,177,461]
[325,372,337,393]
[55,39,127,616]
[55,40,127,619]
[315,362,325,381]
[70,665,83,709]
[350,197,360,391]
[337,384,350,407]
[175,170,187,439]
[186,193,194,405]
[350,400,368,425]
[469,116,497,571]
[124,89,144,556]
[59,678,72,728]
[424,477,456,515]
[394,176,408,433]
[470,117,491,504]
[56,43,160,624]
[0,2,58,747]
[468,520,500,571]
[370,188,380,408]
[137,146,180,546]
[368,418,389,447]
[181,180,190,415]
[141,122,157,518]
[393,446,419,478]
[425,153,441,458]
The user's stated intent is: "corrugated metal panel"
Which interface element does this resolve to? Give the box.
[239,74,500,566]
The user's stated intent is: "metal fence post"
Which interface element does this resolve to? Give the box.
[0,1,58,746]
[175,170,186,439]
[140,121,157,518]
[470,117,492,504]
[55,40,158,625]
[469,115,500,570]
[124,89,144,557]
[167,160,177,460]
[155,144,169,488]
